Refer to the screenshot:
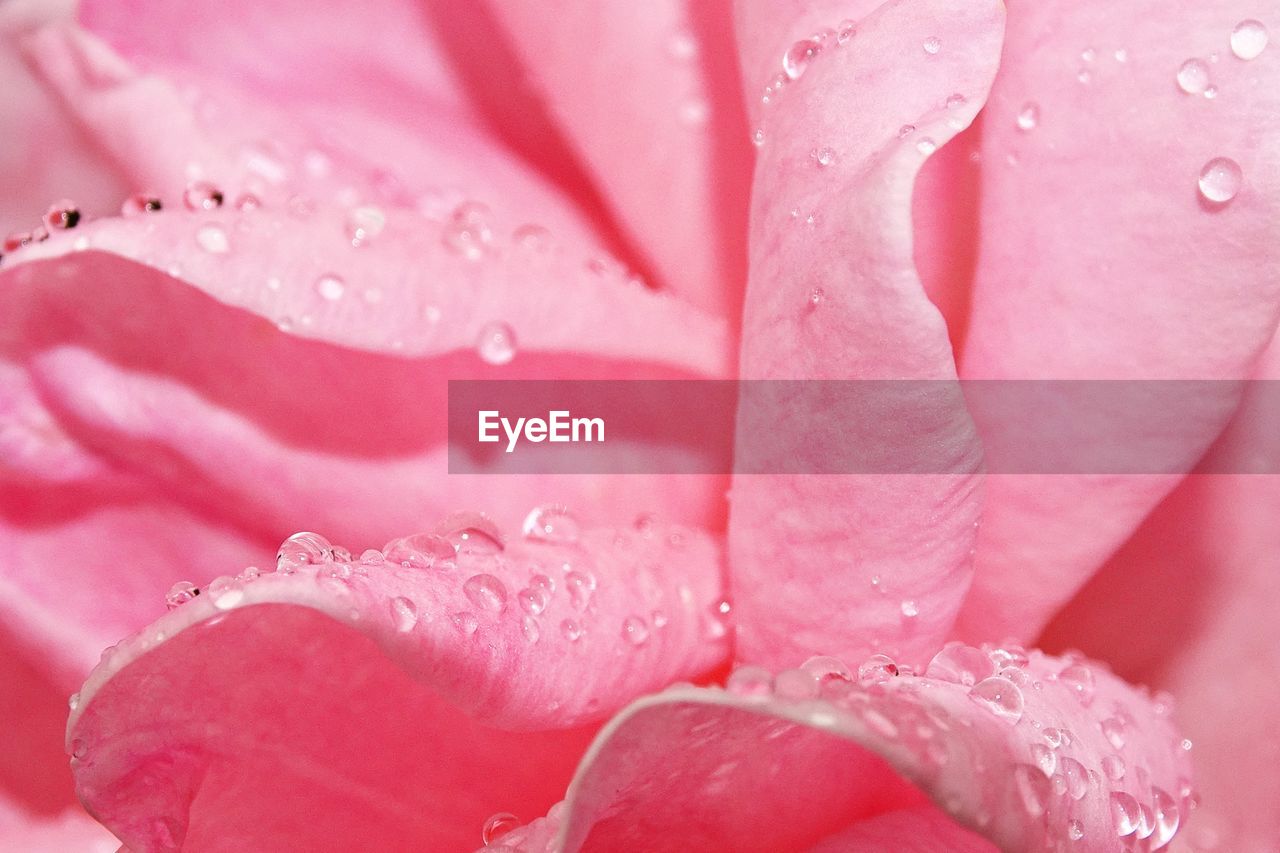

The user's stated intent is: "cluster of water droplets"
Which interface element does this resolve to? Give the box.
[751,19,862,147]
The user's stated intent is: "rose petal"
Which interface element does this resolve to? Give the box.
[487,0,753,316]
[537,647,1190,851]
[0,804,119,852]
[956,0,1280,642]
[727,0,1003,668]
[1042,331,1280,850]
[69,518,729,849]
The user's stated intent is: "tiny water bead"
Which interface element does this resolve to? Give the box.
[1111,791,1141,836]
[389,597,418,633]
[383,533,455,569]
[1101,715,1128,749]
[1057,662,1096,706]
[565,570,597,610]
[1016,102,1040,131]
[621,615,650,647]
[522,505,580,544]
[276,531,332,571]
[752,128,765,147]
[481,812,520,846]
[314,273,346,301]
[836,20,856,44]
[922,36,941,55]
[442,201,493,260]
[1176,58,1211,94]
[1103,753,1126,781]
[476,321,517,365]
[121,194,163,216]
[1198,156,1243,203]
[43,200,80,230]
[518,586,550,616]
[521,615,540,644]
[195,223,230,254]
[451,611,479,635]
[857,653,899,685]
[1013,764,1050,816]
[969,676,1024,724]
[807,287,825,307]
[782,37,822,80]
[1059,756,1089,800]
[344,205,386,247]
[915,137,937,155]
[183,181,224,211]
[1230,19,1269,60]
[165,581,199,609]
[811,146,836,167]
[899,599,920,618]
[463,573,508,613]
[560,618,584,642]
[513,223,553,253]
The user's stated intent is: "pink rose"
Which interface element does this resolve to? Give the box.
[1,0,1276,850]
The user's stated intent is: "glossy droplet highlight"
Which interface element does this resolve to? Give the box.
[183,181,224,212]
[345,206,386,246]
[276,531,332,571]
[1031,743,1057,776]
[195,223,229,254]
[1017,102,1040,131]
[1230,19,1268,60]
[481,812,519,845]
[389,597,418,632]
[926,642,995,686]
[522,505,580,544]
[1059,756,1089,799]
[165,581,199,609]
[857,654,899,685]
[923,36,941,54]
[1111,791,1141,836]
[1058,662,1096,706]
[836,21,856,44]
[463,574,508,613]
[436,511,505,554]
[43,200,80,230]
[621,615,650,647]
[122,194,163,216]
[801,655,853,685]
[900,599,920,618]
[1176,58,1211,94]
[811,147,836,167]
[1013,764,1050,816]
[477,321,517,365]
[1151,787,1181,846]
[442,201,493,260]
[782,38,821,80]
[774,667,819,699]
[560,618,584,643]
[383,533,455,569]
[969,676,1024,724]
[314,274,346,301]
[1199,157,1242,203]
[451,611,479,635]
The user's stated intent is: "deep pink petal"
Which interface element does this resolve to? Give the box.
[956,0,1280,642]
[727,0,1003,668]
[507,646,1191,851]
[68,518,729,850]
[1042,332,1280,850]
[486,0,753,316]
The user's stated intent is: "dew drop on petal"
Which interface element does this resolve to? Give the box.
[521,615,540,644]
[195,223,230,254]
[276,531,332,571]
[68,693,80,711]
[1069,819,1085,841]
[969,676,1024,724]
[213,587,244,610]
[1112,791,1141,836]
[1198,157,1242,203]
[1176,58,1211,94]
[43,199,80,230]
[522,505,580,544]
[1231,19,1268,60]
[1114,48,1129,63]
[1031,743,1057,776]
[517,587,549,616]
[923,36,941,54]
[451,611,479,635]
[441,201,493,260]
[1013,764,1050,816]
[926,642,995,686]
[812,146,836,167]
[390,597,418,632]
[727,665,774,698]
[1151,787,1181,847]
[513,223,552,253]
[858,653,899,685]
[165,581,199,609]
[900,599,920,618]
[560,618,584,643]
[1060,757,1089,799]
[121,193,163,216]
[463,574,508,613]
[1017,102,1040,131]
[477,321,517,365]
[383,533,455,569]
[1058,662,1096,706]
[915,138,937,155]
[565,570,596,610]
[621,615,650,647]
[1101,716,1127,749]
[783,37,822,80]
[313,273,346,301]
[183,181,224,211]
[481,812,520,846]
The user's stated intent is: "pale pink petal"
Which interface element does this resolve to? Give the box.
[0,802,119,853]
[68,518,729,850]
[727,0,1003,668]
[528,647,1190,851]
[1042,332,1280,851]
[487,0,753,316]
[957,1,1280,642]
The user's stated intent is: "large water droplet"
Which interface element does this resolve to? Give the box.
[436,511,505,554]
[481,812,519,846]
[1101,715,1127,749]
[43,199,80,230]
[922,36,941,54]
[782,38,822,80]
[165,581,199,609]
[451,611,479,635]
[801,655,853,685]
[442,201,493,260]
[837,21,856,44]
[276,531,332,571]
[390,597,418,632]
[1198,156,1242,203]
[195,223,230,254]
[1031,742,1057,776]
[1111,791,1141,836]
[727,665,773,698]
[1058,662,1096,706]
[183,181,224,212]
[811,146,836,167]
[621,615,650,647]
[565,570,597,610]
[1068,819,1085,841]
[969,676,1024,724]
[463,574,508,613]
[314,273,346,301]
[121,194,163,216]
[1013,764,1050,816]
[1059,756,1089,799]
[1231,19,1269,60]
[476,320,517,365]
[522,505,580,544]
[1017,102,1040,131]
[383,533,455,569]
[857,654,899,685]
[1151,787,1181,847]
[927,642,995,686]
[1176,58,1211,94]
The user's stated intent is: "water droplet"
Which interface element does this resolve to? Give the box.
[1031,743,1057,776]
[774,667,819,699]
[1058,662,1096,706]
[195,223,229,254]
[213,586,244,610]
[752,128,766,147]
[442,201,493,260]
[1103,753,1126,781]
[565,570,597,610]
[858,654,899,685]
[1081,46,1097,62]
[513,223,552,253]
[1111,791,1141,836]
[43,200,80,230]
[1198,156,1242,203]
[560,618,584,642]
[451,611,479,635]
[1114,48,1129,63]
[899,598,921,618]
[521,615,540,643]
[517,586,550,616]
[70,738,87,760]
[1017,102,1040,131]
[783,37,822,80]
[969,676,1024,724]
[122,194,163,216]
[476,320,517,365]
[383,533,455,569]
[463,574,508,613]
[1077,68,1093,84]
[622,615,650,647]
[390,597,418,632]
[837,21,856,44]
[801,655,853,685]
[276,531,332,571]
[926,642,995,686]
[1151,787,1181,846]
[923,36,941,55]
[1042,727,1070,748]
[183,181,224,211]
[1101,716,1127,749]
[1231,19,1269,60]
[314,273,346,301]
[1069,819,1085,841]
[165,581,199,609]
[345,206,386,247]
[1176,58,1211,94]
[1013,764,1050,816]
[727,665,773,697]
[436,511,505,554]
[1060,757,1089,799]
[522,505,580,544]
[482,812,520,846]
[811,146,836,167]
